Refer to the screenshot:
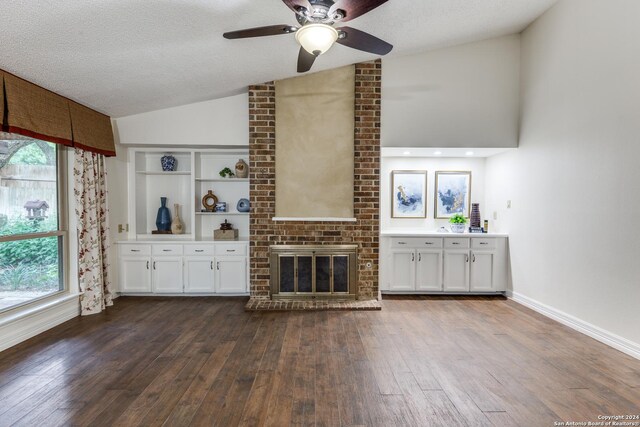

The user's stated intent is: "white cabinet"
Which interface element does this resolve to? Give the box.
[443,249,470,292]
[152,257,183,293]
[184,257,216,293]
[389,240,444,292]
[120,257,152,292]
[215,257,247,294]
[382,234,508,294]
[416,250,443,291]
[117,241,249,295]
[389,249,415,291]
[469,251,495,292]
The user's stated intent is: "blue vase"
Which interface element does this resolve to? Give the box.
[156,197,172,231]
[236,198,250,213]
[161,154,177,172]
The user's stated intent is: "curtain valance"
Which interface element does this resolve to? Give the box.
[1,69,115,156]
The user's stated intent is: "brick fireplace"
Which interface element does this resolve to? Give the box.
[248,60,381,302]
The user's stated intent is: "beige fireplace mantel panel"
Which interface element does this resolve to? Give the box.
[275,65,355,219]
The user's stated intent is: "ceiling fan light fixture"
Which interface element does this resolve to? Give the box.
[295,23,338,56]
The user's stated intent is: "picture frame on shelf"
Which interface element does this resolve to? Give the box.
[391,170,427,218]
[434,171,472,219]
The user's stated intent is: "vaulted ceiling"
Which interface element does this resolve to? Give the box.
[0,0,556,117]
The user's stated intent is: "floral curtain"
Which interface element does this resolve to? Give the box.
[74,149,113,315]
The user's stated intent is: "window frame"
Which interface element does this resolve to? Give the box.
[0,143,69,313]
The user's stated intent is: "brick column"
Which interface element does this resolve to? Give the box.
[248,60,381,299]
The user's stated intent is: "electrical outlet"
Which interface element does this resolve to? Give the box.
[507,200,512,209]
[126,224,129,232]
[493,211,498,220]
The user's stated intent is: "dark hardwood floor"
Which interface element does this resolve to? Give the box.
[1,296,639,426]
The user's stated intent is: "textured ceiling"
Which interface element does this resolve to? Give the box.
[0,0,556,117]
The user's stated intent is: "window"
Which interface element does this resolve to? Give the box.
[0,138,67,312]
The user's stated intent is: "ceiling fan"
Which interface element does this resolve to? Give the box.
[223,0,393,73]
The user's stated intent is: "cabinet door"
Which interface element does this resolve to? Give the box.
[184,257,215,293]
[120,257,151,292]
[152,257,183,293]
[443,250,469,292]
[470,251,495,292]
[390,250,416,291]
[416,250,443,291]
[215,257,248,294]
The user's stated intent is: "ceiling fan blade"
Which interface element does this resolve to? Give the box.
[282,0,313,15]
[336,27,393,55]
[297,47,317,73]
[329,0,388,22]
[223,25,296,39]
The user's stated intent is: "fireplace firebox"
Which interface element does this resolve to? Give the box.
[270,245,358,299]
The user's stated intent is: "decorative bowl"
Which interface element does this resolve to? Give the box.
[450,223,466,233]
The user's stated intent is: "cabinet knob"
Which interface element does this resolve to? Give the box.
[162,249,171,252]
[211,261,214,270]
[411,253,415,262]
[146,261,149,269]
[452,242,459,245]
[217,262,220,270]
[226,249,236,252]
[195,249,204,253]
[473,254,476,262]
[153,261,157,270]
[425,242,433,245]
[398,242,406,245]
[131,249,140,252]
[418,253,422,262]
[480,242,488,245]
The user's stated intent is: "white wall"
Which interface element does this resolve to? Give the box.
[486,0,640,349]
[105,143,129,292]
[113,93,249,146]
[382,35,521,148]
[381,156,487,231]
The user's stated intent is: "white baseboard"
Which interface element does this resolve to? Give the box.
[0,295,80,353]
[507,291,640,360]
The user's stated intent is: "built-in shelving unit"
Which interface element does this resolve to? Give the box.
[127,148,250,241]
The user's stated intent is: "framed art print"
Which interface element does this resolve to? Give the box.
[434,171,471,219]
[391,170,427,218]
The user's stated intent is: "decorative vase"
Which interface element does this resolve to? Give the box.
[155,197,172,231]
[450,223,466,233]
[236,198,250,213]
[470,203,481,228]
[161,154,177,172]
[235,159,248,178]
[202,190,218,212]
[171,203,184,234]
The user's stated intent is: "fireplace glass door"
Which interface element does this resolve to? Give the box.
[271,246,357,299]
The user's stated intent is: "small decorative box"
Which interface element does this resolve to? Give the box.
[214,229,238,240]
[215,202,227,212]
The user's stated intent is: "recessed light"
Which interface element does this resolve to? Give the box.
[465,151,474,156]
[403,151,411,156]
[434,151,442,156]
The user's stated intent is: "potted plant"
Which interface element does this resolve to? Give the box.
[449,213,467,233]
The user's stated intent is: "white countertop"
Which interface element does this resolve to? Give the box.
[117,238,249,244]
[380,230,508,238]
